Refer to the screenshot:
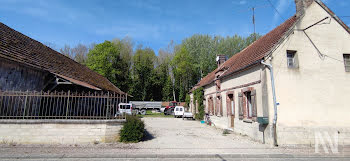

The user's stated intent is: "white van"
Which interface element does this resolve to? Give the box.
[117,103,133,116]
[174,106,184,118]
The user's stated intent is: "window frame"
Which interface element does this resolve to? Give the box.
[343,54,350,72]
[244,91,253,119]
[287,50,298,68]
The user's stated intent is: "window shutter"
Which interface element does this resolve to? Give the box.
[238,92,243,120]
[220,97,223,116]
[215,98,218,116]
[251,90,257,121]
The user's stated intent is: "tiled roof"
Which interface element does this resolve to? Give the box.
[191,15,297,91]
[0,22,124,94]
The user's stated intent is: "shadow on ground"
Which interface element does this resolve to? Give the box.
[142,129,155,141]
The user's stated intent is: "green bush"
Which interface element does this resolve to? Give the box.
[119,115,145,142]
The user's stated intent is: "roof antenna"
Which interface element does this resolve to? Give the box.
[252,7,256,41]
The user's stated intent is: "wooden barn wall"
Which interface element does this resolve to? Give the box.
[0,57,50,91]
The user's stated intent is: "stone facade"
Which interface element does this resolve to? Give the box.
[0,120,124,144]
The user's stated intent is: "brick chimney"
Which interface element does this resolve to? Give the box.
[216,55,227,67]
[295,0,314,17]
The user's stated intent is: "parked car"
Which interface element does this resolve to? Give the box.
[182,112,195,120]
[116,103,133,116]
[174,106,184,118]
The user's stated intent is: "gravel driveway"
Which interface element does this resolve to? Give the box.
[136,117,270,154]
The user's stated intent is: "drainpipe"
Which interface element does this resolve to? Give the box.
[261,60,278,146]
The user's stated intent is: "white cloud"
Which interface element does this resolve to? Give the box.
[94,22,185,41]
[239,0,247,5]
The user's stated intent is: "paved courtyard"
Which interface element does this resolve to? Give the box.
[0,117,348,160]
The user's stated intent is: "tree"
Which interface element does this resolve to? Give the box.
[130,47,156,101]
[172,46,195,102]
[85,41,131,93]
[72,44,88,64]
[60,44,90,64]
[60,45,73,58]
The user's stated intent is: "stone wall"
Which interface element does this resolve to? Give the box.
[0,120,124,144]
[0,57,50,91]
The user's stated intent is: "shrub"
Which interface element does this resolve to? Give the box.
[119,115,145,143]
[223,129,230,135]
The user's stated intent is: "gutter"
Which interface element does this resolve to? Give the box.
[260,60,278,146]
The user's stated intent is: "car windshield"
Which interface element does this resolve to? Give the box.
[120,105,131,109]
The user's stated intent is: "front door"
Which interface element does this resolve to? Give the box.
[230,99,234,127]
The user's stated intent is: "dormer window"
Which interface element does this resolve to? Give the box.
[287,50,298,68]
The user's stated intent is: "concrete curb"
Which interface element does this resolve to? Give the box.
[1,154,349,159]
[0,119,125,124]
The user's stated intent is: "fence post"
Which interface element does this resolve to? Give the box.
[66,90,70,119]
[23,90,28,119]
[106,92,109,119]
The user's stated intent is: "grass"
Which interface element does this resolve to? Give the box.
[137,110,173,118]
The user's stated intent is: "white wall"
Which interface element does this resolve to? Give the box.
[264,2,350,145]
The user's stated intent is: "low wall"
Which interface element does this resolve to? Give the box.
[0,119,125,144]
[233,118,265,143]
[277,126,350,146]
[210,116,229,130]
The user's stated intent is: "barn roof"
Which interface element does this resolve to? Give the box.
[0,22,124,94]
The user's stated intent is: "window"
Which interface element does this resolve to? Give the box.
[287,50,298,68]
[120,105,130,109]
[344,54,350,72]
[245,91,252,118]
[231,100,234,115]
[238,90,257,121]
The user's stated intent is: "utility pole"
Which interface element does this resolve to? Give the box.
[252,7,256,41]
[235,4,270,41]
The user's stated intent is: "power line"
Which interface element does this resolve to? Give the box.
[267,0,285,21]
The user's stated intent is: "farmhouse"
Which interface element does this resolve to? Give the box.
[0,22,124,94]
[189,0,350,146]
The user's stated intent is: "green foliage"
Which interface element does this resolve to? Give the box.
[172,46,195,102]
[119,115,145,143]
[86,40,132,92]
[185,94,190,107]
[193,87,204,120]
[129,47,156,101]
[83,33,259,102]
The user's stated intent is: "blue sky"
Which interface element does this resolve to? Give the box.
[0,0,349,53]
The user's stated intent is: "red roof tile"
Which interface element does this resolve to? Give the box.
[191,15,297,91]
[0,22,124,94]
